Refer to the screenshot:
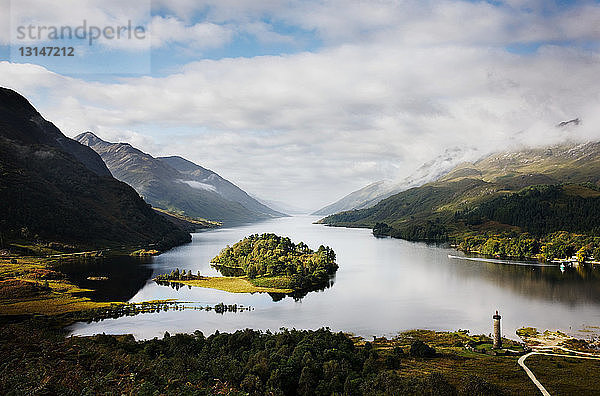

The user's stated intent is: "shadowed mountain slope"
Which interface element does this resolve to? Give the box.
[0,87,190,250]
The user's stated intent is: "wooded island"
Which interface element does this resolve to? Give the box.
[155,233,338,294]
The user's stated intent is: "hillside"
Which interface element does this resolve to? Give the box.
[159,155,282,218]
[76,132,284,225]
[153,208,220,233]
[319,141,600,257]
[0,88,191,251]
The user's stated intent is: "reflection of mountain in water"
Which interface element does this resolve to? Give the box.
[451,257,600,305]
[54,256,154,302]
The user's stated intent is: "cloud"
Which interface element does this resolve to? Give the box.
[150,16,233,50]
[178,180,218,192]
[1,0,599,209]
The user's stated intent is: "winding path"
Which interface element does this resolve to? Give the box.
[518,346,600,395]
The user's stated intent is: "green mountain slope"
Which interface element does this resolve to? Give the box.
[0,87,190,251]
[76,132,284,225]
[319,141,600,245]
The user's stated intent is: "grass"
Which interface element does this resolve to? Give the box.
[152,207,221,227]
[130,249,160,256]
[368,329,540,394]
[166,276,293,294]
[516,327,540,338]
[526,354,600,395]
[0,257,120,316]
[249,275,293,290]
[8,243,64,256]
[563,183,600,198]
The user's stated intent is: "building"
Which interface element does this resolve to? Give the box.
[493,310,502,349]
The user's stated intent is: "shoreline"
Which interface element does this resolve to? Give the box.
[0,256,122,317]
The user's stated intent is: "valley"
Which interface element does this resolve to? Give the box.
[1,88,599,395]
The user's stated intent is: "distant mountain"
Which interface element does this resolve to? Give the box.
[319,141,600,241]
[251,195,309,215]
[76,132,285,225]
[313,147,475,216]
[313,180,391,216]
[0,87,190,250]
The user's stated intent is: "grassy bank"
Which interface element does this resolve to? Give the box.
[0,257,119,316]
[162,276,293,294]
[526,354,600,395]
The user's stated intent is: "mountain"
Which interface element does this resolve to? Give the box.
[251,195,309,215]
[76,132,284,225]
[0,87,191,250]
[313,180,391,216]
[158,156,282,218]
[313,147,475,216]
[319,141,600,241]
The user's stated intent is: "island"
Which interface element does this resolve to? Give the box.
[154,233,338,295]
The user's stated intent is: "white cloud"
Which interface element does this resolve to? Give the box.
[150,16,233,49]
[178,180,218,192]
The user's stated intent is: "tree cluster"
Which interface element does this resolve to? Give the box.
[0,322,508,396]
[456,184,600,236]
[373,221,448,242]
[457,231,600,261]
[211,233,338,290]
[154,268,203,281]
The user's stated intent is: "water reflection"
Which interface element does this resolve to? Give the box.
[55,256,153,302]
[449,256,600,304]
[154,274,336,302]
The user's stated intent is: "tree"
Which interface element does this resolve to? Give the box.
[576,245,590,263]
[410,340,436,358]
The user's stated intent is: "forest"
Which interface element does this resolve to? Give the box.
[456,231,600,262]
[210,233,338,291]
[0,320,512,395]
[451,185,600,260]
[455,184,600,236]
[370,184,600,261]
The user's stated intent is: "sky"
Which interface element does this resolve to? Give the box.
[0,0,599,211]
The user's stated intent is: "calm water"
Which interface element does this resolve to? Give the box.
[68,216,600,340]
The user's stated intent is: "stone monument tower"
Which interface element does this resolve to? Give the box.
[492,310,502,349]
